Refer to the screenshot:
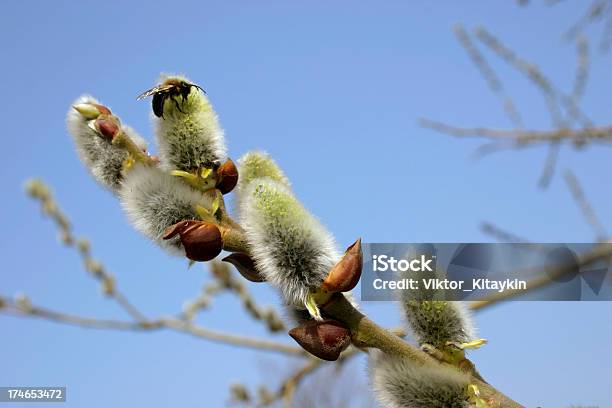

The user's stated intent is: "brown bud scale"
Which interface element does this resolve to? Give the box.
[222,253,265,282]
[94,116,121,140]
[321,238,362,293]
[163,220,223,262]
[93,104,112,115]
[216,158,239,194]
[288,319,351,361]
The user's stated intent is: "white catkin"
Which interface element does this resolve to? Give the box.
[153,74,227,172]
[235,151,290,207]
[118,163,213,255]
[396,261,475,347]
[67,95,148,192]
[400,298,476,348]
[369,350,470,408]
[240,179,339,308]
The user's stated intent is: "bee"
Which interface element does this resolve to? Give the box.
[137,79,205,118]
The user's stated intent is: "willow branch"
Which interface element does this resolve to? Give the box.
[454,24,523,128]
[481,222,532,244]
[181,262,285,333]
[25,179,147,322]
[322,294,521,407]
[564,0,611,42]
[420,118,612,145]
[265,240,612,405]
[469,242,612,311]
[261,347,361,407]
[0,296,304,357]
[563,169,608,241]
[474,26,591,127]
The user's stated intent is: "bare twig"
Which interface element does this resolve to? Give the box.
[601,16,612,50]
[538,143,561,188]
[564,0,611,41]
[472,27,593,187]
[0,295,304,356]
[475,27,566,124]
[563,169,608,241]
[14,180,301,356]
[25,179,147,322]
[265,347,361,407]
[481,222,532,244]
[182,262,285,333]
[571,36,590,102]
[469,242,612,310]
[420,118,612,145]
[454,25,523,128]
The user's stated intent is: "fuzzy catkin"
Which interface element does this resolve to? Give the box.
[67,95,147,192]
[118,163,213,255]
[234,151,291,218]
[396,257,475,347]
[153,74,227,172]
[240,179,339,308]
[237,151,290,192]
[401,299,475,348]
[369,350,470,408]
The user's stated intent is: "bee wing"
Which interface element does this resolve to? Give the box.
[136,84,175,100]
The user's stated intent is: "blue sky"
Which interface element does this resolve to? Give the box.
[1,1,611,406]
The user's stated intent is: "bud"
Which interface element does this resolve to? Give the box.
[76,238,91,254]
[68,96,150,192]
[222,253,265,282]
[163,220,223,262]
[90,116,121,141]
[322,238,362,293]
[94,104,112,115]
[14,293,32,312]
[72,103,111,119]
[288,319,351,361]
[229,383,250,403]
[215,158,239,194]
[101,276,115,296]
[73,103,100,119]
[257,386,275,406]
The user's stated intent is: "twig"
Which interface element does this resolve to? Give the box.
[420,118,612,145]
[563,169,608,241]
[275,238,612,403]
[537,143,561,188]
[182,262,285,333]
[0,295,304,356]
[454,25,523,128]
[473,27,592,187]
[321,294,522,407]
[571,36,590,103]
[601,16,612,50]
[16,180,297,355]
[480,222,532,243]
[469,242,612,310]
[25,179,147,322]
[265,347,360,407]
[280,358,322,408]
[474,27,568,125]
[564,0,611,41]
